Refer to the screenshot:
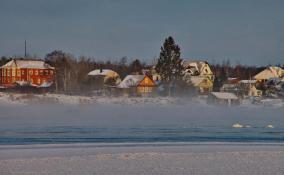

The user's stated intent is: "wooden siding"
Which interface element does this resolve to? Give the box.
[0,67,54,87]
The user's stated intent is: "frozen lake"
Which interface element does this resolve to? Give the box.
[0,104,283,144]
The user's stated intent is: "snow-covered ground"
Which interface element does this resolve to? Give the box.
[0,92,192,106]
[0,92,283,107]
[0,142,283,175]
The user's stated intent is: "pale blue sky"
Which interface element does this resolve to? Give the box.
[0,0,283,65]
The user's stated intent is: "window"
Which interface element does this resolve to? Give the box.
[3,69,6,76]
[29,70,33,75]
[17,70,21,77]
[12,69,16,76]
[35,70,38,75]
[39,70,43,75]
[37,78,41,84]
[50,70,53,75]
[22,70,25,75]
[7,69,10,77]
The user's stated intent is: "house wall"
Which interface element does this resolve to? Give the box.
[139,76,155,87]
[0,67,54,87]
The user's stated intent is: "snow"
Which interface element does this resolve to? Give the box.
[211,92,238,100]
[117,75,145,88]
[1,60,54,69]
[38,82,53,88]
[15,81,30,86]
[0,143,283,175]
[0,92,283,108]
[87,69,119,77]
[254,66,284,80]
[0,92,181,106]
[239,80,257,84]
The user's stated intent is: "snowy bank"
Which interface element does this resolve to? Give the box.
[0,92,184,106]
[0,143,283,175]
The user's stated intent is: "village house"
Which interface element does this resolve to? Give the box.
[220,78,262,97]
[182,60,214,93]
[117,75,156,96]
[253,66,284,83]
[87,69,121,95]
[239,80,262,97]
[0,59,54,88]
[87,69,121,85]
[220,77,240,94]
[208,92,239,106]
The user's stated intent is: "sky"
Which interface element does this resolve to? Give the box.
[0,0,283,65]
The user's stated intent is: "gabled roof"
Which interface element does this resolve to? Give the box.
[182,60,207,70]
[211,92,238,100]
[182,60,213,76]
[254,67,284,80]
[117,75,145,88]
[117,75,155,88]
[1,60,54,69]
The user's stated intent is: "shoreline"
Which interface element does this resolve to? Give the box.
[1,141,284,149]
[0,91,283,108]
[0,142,283,175]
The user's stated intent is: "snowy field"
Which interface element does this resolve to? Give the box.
[0,92,284,108]
[0,142,283,175]
[0,92,183,106]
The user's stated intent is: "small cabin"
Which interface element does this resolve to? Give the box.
[208,92,239,106]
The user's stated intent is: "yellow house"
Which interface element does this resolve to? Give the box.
[254,66,284,83]
[190,76,213,93]
[117,75,156,95]
[182,60,215,93]
[182,60,214,81]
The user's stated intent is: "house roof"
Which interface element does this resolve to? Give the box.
[88,69,119,78]
[1,60,54,69]
[117,75,151,88]
[239,80,257,84]
[226,77,240,84]
[211,92,238,100]
[182,60,213,76]
[254,67,284,80]
[182,60,206,70]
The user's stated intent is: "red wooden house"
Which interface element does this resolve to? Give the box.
[0,59,55,88]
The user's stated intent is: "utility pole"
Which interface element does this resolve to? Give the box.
[24,40,27,58]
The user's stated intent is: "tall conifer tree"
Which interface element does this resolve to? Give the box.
[155,36,184,82]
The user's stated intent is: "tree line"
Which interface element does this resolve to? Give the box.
[0,36,283,95]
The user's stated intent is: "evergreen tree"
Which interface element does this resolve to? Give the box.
[155,36,184,96]
[155,36,184,82]
[129,59,143,74]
